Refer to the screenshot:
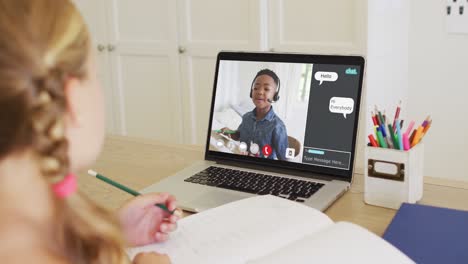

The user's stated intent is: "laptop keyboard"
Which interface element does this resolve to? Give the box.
[184,166,324,202]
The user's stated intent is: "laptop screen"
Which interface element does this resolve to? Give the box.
[205,52,364,181]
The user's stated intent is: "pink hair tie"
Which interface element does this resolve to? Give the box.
[52,173,78,198]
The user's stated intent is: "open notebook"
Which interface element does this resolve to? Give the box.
[127,196,414,264]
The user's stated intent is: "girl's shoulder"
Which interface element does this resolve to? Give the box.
[0,213,67,263]
[0,248,66,264]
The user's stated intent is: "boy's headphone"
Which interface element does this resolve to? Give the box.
[249,69,281,102]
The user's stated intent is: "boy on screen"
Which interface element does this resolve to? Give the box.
[219,69,288,160]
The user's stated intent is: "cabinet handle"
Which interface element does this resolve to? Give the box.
[178,46,186,54]
[97,44,106,52]
[107,44,116,52]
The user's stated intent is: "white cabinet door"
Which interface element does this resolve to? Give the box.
[107,0,183,143]
[177,0,264,144]
[72,0,117,134]
[269,0,366,54]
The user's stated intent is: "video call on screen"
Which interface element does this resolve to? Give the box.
[210,60,361,170]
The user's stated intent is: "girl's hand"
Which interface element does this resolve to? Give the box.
[133,252,171,264]
[118,193,181,247]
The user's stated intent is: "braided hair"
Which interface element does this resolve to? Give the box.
[0,0,129,263]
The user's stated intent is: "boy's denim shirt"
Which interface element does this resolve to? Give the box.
[237,107,288,160]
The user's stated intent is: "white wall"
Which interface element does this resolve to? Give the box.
[367,0,410,132]
[368,0,468,182]
[408,0,468,181]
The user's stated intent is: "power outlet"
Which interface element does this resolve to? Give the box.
[446,0,468,34]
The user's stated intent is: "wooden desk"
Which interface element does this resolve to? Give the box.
[78,135,468,236]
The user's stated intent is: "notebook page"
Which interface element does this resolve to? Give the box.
[248,222,415,264]
[127,195,332,264]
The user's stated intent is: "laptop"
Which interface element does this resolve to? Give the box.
[142,51,365,212]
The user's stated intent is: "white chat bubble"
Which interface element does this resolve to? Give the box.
[329,97,354,119]
[315,71,338,85]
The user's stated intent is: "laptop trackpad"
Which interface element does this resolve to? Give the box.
[189,190,248,211]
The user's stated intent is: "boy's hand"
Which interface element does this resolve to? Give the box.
[218,127,239,140]
[218,127,232,136]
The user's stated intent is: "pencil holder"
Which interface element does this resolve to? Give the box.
[364,143,424,209]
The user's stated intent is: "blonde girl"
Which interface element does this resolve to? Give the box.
[0,0,179,263]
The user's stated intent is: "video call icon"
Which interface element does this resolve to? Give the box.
[227,141,236,151]
[250,142,260,155]
[216,139,224,148]
[262,144,272,158]
[285,148,295,159]
[239,142,248,153]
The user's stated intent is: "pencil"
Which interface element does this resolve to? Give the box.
[376,128,388,148]
[405,121,415,136]
[87,170,175,214]
[371,111,378,126]
[392,100,402,130]
[423,120,432,134]
[411,126,424,147]
[215,129,236,134]
[388,124,399,150]
[368,134,379,147]
[395,119,404,150]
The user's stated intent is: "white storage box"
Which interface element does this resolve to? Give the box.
[364,143,424,209]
